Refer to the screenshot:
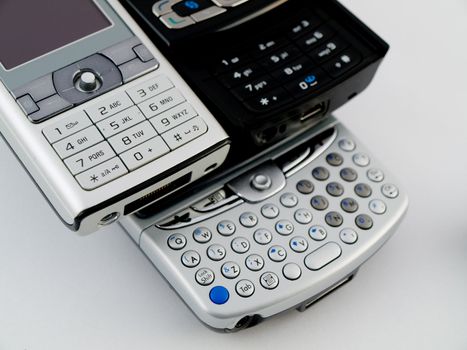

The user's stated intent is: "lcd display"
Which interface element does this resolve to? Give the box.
[0,0,111,70]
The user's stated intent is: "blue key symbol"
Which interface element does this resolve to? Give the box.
[184,0,199,9]
[305,75,316,84]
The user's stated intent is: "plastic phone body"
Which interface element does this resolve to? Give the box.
[0,0,230,234]
[116,0,407,331]
[120,0,389,148]
[121,117,408,331]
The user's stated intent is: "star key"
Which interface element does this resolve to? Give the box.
[260,97,269,106]
[243,87,292,113]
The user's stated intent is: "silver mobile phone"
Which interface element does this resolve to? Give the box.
[121,117,408,331]
[0,0,230,234]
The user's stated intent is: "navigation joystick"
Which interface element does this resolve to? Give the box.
[76,71,101,93]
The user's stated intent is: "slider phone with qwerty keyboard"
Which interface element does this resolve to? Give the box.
[120,0,389,147]
[0,0,230,235]
[120,117,408,331]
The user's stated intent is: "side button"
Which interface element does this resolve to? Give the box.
[12,74,56,101]
[119,57,159,83]
[304,242,342,271]
[28,94,72,123]
[17,94,39,115]
[133,44,154,63]
[99,36,138,66]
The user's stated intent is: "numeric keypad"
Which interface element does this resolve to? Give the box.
[43,75,206,190]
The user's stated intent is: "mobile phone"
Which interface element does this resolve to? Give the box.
[121,117,408,331]
[116,0,407,331]
[120,0,389,148]
[0,0,230,235]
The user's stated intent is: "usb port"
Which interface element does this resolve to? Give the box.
[300,102,327,122]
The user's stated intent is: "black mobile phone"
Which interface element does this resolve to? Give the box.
[119,0,389,151]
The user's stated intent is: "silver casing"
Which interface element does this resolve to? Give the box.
[121,117,408,331]
[0,0,229,235]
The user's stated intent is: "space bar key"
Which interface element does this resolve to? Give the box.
[304,242,342,271]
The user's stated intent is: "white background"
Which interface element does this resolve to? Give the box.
[1,0,467,349]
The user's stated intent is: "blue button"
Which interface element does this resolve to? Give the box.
[305,75,317,84]
[209,286,229,305]
[184,0,199,9]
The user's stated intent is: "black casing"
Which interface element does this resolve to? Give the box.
[120,0,388,151]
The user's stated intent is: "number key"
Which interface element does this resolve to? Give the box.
[231,75,276,101]
[138,89,186,118]
[64,141,115,175]
[52,126,103,159]
[126,75,174,104]
[119,136,170,171]
[107,121,157,154]
[150,102,198,134]
[85,92,133,123]
[42,110,91,144]
[96,106,146,138]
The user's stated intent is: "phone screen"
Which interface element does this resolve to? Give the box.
[0,0,111,70]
